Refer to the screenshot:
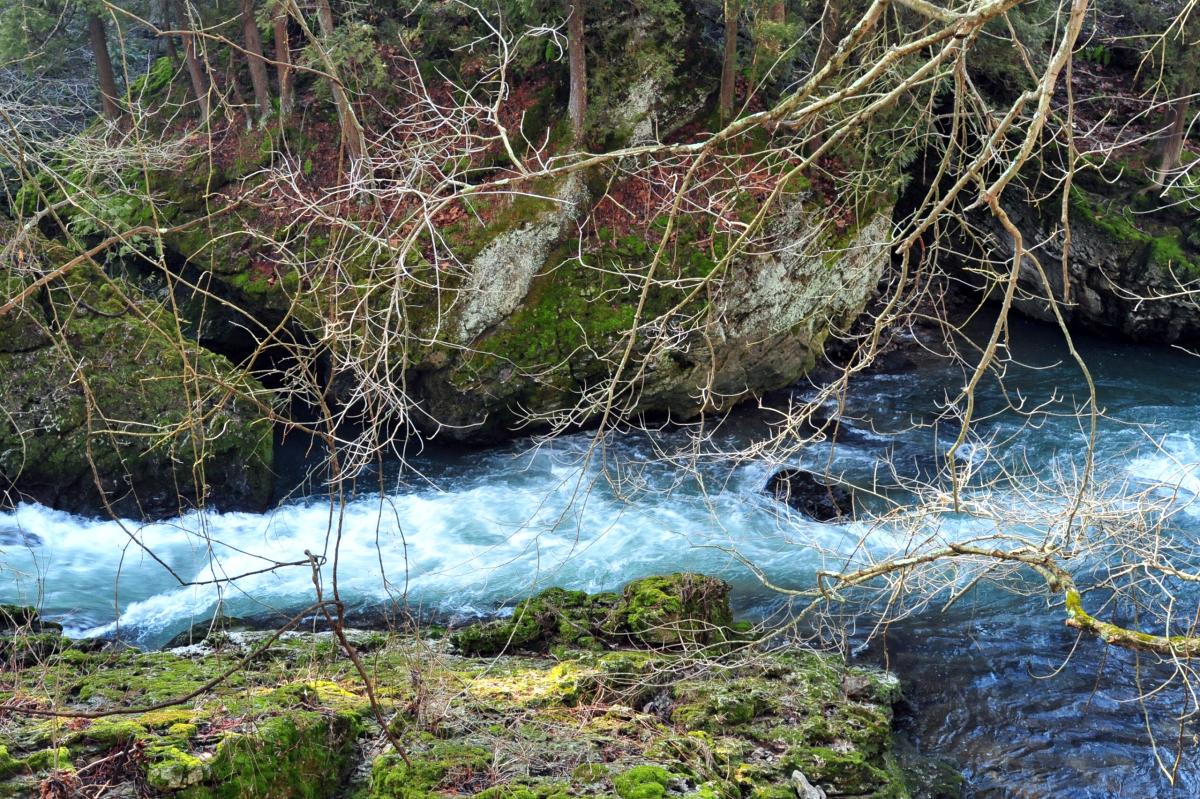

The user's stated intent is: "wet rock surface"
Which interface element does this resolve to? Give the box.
[764,468,855,522]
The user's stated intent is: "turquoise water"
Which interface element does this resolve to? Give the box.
[3,315,1200,796]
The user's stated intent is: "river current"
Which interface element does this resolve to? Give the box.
[3,315,1200,797]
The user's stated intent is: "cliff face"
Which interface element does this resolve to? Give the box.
[0,0,897,516]
[0,234,273,519]
[942,177,1200,345]
[1003,186,1200,344]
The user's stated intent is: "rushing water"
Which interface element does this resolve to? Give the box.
[4,315,1200,796]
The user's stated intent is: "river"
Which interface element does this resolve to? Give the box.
[3,314,1199,797]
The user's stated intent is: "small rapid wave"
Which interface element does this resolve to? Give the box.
[1,437,879,644]
[7,315,1200,796]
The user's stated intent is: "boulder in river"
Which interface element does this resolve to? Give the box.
[450,573,747,656]
[765,467,855,521]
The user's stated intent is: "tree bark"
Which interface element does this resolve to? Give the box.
[87,12,121,122]
[240,0,273,124]
[567,0,587,143]
[273,0,293,117]
[719,0,739,121]
[806,2,840,152]
[172,0,211,119]
[313,0,365,163]
[1156,88,1192,186]
[162,0,179,66]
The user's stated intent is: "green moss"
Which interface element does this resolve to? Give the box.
[0,260,274,516]
[1069,186,1200,277]
[129,56,175,96]
[0,605,40,629]
[198,710,364,798]
[146,744,206,791]
[571,763,609,783]
[369,742,492,799]
[468,210,723,404]
[0,582,931,799]
[0,746,72,781]
[450,575,734,656]
[0,747,18,781]
[80,719,148,745]
[671,681,767,732]
[613,765,671,799]
[620,574,734,647]
[778,746,905,798]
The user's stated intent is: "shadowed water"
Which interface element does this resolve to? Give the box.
[3,315,1200,796]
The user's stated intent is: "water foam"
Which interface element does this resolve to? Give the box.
[2,439,874,645]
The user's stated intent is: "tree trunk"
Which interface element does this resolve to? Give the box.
[87,12,121,122]
[567,0,587,143]
[719,0,739,121]
[226,52,248,121]
[313,0,365,163]
[172,0,211,119]
[815,2,840,75]
[273,0,293,117]
[241,0,272,124]
[806,2,840,152]
[162,0,179,66]
[1156,89,1192,186]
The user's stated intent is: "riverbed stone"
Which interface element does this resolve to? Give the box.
[764,468,855,522]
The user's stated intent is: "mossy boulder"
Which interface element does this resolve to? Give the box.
[619,573,734,646]
[450,574,740,656]
[0,252,273,518]
[1,606,70,667]
[0,611,951,798]
[950,164,1200,344]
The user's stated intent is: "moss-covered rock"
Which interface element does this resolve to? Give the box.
[450,574,741,657]
[7,0,895,450]
[949,162,1200,344]
[0,584,953,799]
[0,239,273,518]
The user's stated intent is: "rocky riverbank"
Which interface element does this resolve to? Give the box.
[0,575,960,799]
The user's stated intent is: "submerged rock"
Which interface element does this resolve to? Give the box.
[764,468,855,522]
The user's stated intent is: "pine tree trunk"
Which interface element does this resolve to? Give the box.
[87,12,121,122]
[172,0,211,119]
[719,0,738,121]
[567,0,587,143]
[273,0,293,117]
[241,0,272,124]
